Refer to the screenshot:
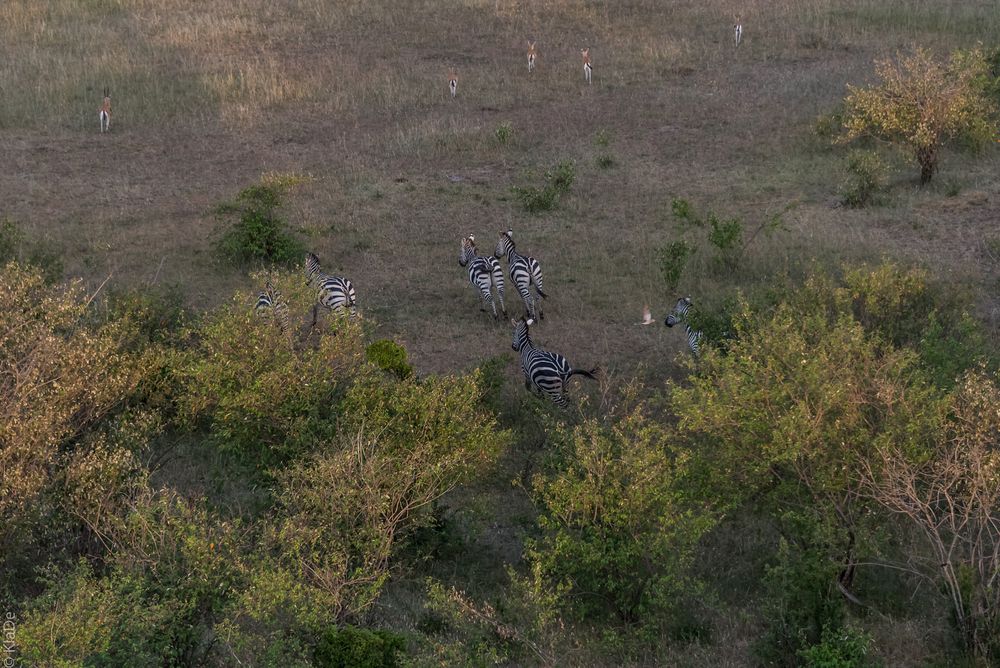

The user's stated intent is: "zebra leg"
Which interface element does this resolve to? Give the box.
[518,283,534,320]
[491,262,507,316]
[311,303,318,328]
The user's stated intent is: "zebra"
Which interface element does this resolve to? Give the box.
[511,317,597,407]
[664,296,703,356]
[304,252,357,326]
[255,279,292,341]
[459,235,506,319]
[494,228,547,321]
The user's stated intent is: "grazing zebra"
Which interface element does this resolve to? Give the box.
[664,296,703,356]
[581,48,592,84]
[459,235,506,319]
[98,88,111,133]
[734,18,743,48]
[304,252,357,326]
[511,317,597,407]
[256,279,292,341]
[527,41,537,72]
[494,228,547,321]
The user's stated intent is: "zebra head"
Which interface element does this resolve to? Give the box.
[494,229,514,259]
[304,252,322,284]
[459,235,476,267]
[665,296,693,327]
[511,317,534,351]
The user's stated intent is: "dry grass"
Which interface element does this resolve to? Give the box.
[2,2,999,662]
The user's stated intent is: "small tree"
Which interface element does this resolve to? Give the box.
[840,47,998,184]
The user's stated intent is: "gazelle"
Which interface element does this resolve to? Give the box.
[98,88,111,133]
[527,41,537,72]
[581,48,592,84]
[734,17,743,48]
[448,70,458,98]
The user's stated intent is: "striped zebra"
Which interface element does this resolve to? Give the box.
[511,317,597,407]
[664,296,703,356]
[459,235,506,319]
[255,279,292,341]
[304,252,357,326]
[494,228,547,321]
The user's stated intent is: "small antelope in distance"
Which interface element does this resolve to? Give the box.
[527,41,537,72]
[734,17,743,48]
[448,69,458,98]
[98,88,111,133]
[581,48,592,84]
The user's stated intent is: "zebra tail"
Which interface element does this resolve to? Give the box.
[569,367,599,381]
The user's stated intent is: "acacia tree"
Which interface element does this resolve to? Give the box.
[841,47,998,184]
[859,370,1000,660]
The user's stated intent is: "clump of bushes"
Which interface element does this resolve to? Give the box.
[840,149,889,208]
[366,339,413,379]
[512,161,576,213]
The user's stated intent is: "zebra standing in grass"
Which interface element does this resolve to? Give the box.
[459,235,506,319]
[305,252,357,326]
[664,296,703,356]
[494,228,547,321]
[511,317,597,407]
[256,279,293,342]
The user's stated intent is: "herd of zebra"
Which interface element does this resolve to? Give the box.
[254,232,703,408]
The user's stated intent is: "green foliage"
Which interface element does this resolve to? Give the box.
[755,542,845,665]
[706,212,743,270]
[657,240,692,292]
[526,389,715,636]
[314,626,406,668]
[512,161,576,213]
[494,121,513,145]
[841,149,889,207]
[840,47,999,184]
[175,281,365,466]
[595,153,617,169]
[671,197,697,224]
[217,181,304,265]
[365,339,413,379]
[594,128,612,147]
[799,624,880,668]
[104,284,186,345]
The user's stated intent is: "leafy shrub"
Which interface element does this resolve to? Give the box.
[671,197,697,224]
[314,626,406,668]
[526,389,715,635]
[366,339,413,379]
[799,623,880,668]
[841,149,889,207]
[657,240,692,292]
[494,121,513,145]
[512,161,576,213]
[174,277,365,465]
[594,129,612,147]
[595,153,616,169]
[707,212,743,270]
[217,181,304,264]
[840,47,999,184]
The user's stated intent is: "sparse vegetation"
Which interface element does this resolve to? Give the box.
[841,149,889,207]
[512,161,576,213]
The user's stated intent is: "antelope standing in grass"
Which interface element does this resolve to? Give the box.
[448,70,458,98]
[98,88,111,133]
[581,48,592,84]
[734,17,743,48]
[527,41,537,72]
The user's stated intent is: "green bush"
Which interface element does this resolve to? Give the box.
[657,240,691,292]
[841,150,889,208]
[707,212,742,270]
[314,626,406,668]
[671,197,697,225]
[799,623,880,668]
[217,182,304,265]
[526,390,715,635]
[512,161,576,213]
[494,121,513,145]
[366,339,413,379]
[595,153,617,169]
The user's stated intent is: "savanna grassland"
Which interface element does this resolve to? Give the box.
[2,1,1000,666]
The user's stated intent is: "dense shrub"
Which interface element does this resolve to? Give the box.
[526,389,715,636]
[365,339,413,379]
[840,149,889,207]
[217,181,304,264]
[314,626,406,668]
[657,240,691,292]
[798,624,879,668]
